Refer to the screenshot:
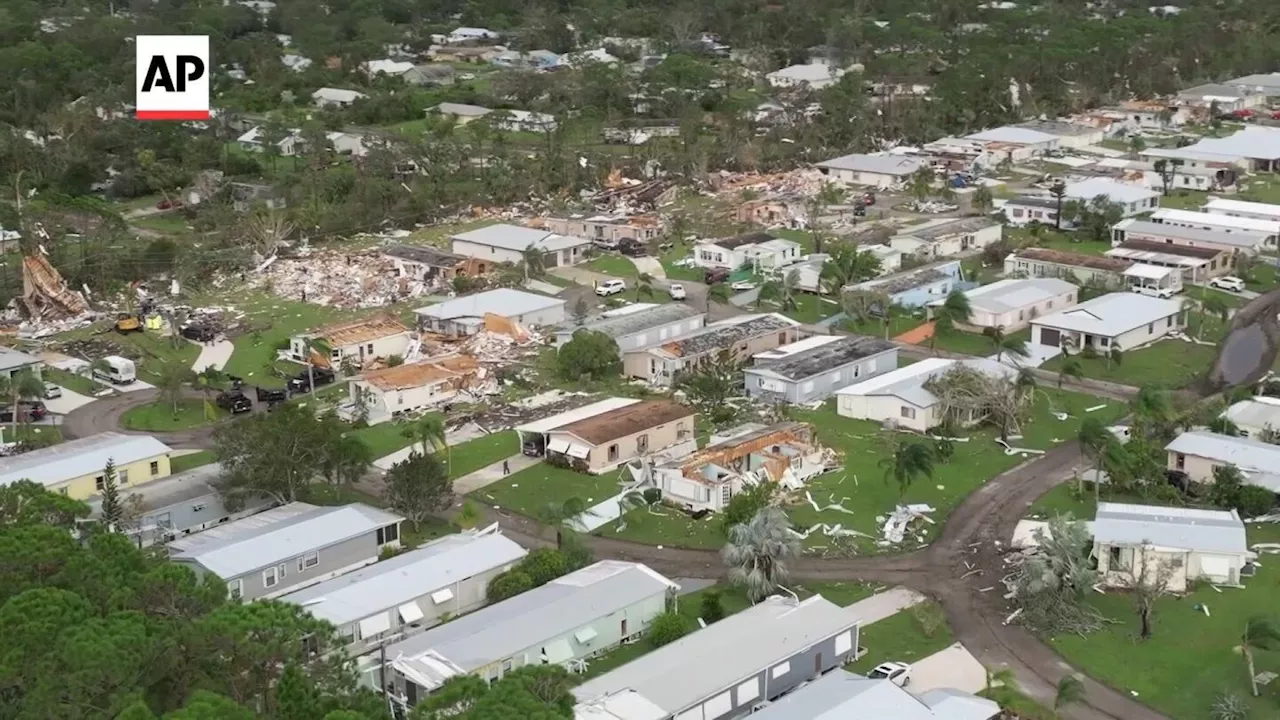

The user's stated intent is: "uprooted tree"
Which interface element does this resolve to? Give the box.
[922,363,1032,440]
[1010,515,1108,636]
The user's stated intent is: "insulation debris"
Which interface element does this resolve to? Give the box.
[880,504,936,545]
[995,438,1047,457]
[789,523,874,540]
[803,491,856,516]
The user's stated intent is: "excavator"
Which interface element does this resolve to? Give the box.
[114,312,142,334]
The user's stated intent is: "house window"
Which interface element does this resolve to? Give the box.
[1018,310,1025,321]
[1147,323,1154,334]
[95,475,105,491]
[118,469,129,485]
[637,434,649,453]
[757,377,765,387]
[608,444,619,461]
[263,566,281,588]
[1171,556,1184,569]
[227,579,243,600]
[58,487,67,495]
[900,406,916,420]
[376,524,400,545]
[677,422,689,439]
[298,552,319,571]
[501,658,513,674]
[853,364,862,378]
[1166,317,1173,328]
[367,343,374,355]
[1047,301,1053,310]
[1108,546,1133,571]
[150,461,160,476]
[1175,453,1185,470]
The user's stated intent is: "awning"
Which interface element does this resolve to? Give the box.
[566,443,590,459]
[358,613,392,639]
[574,627,598,644]
[542,638,574,664]
[398,603,425,623]
[431,588,454,605]
[547,438,571,454]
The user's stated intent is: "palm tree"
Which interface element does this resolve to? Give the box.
[758,270,799,312]
[1238,616,1280,696]
[706,283,731,313]
[1049,181,1067,230]
[722,507,800,602]
[929,312,954,354]
[807,181,845,254]
[1015,367,1037,403]
[155,364,193,416]
[879,441,935,497]
[987,326,1029,364]
[300,337,331,394]
[0,370,45,441]
[909,167,934,202]
[972,184,994,215]
[1054,675,1085,716]
[537,497,593,549]
[819,245,881,293]
[1197,295,1229,340]
[1076,417,1111,498]
[1057,357,1083,389]
[520,245,546,281]
[196,366,224,420]
[940,288,973,324]
[635,272,654,301]
[405,413,450,473]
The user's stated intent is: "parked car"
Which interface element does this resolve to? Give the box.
[704,268,730,284]
[668,283,687,300]
[180,324,216,342]
[866,661,912,687]
[1130,285,1176,299]
[44,383,62,400]
[287,367,336,393]
[596,279,626,296]
[619,239,648,257]
[215,390,253,414]
[1209,276,1246,293]
[0,402,46,423]
[255,387,287,403]
[592,237,619,250]
[730,280,757,291]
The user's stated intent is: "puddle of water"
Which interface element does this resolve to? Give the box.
[1215,324,1267,386]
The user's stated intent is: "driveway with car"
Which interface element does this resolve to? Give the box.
[906,644,989,695]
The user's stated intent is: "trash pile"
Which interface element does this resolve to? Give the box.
[909,200,959,214]
[256,249,438,308]
[7,254,98,338]
[460,329,541,363]
[706,168,826,197]
[878,504,936,546]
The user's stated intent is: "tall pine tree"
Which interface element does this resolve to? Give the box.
[99,458,122,531]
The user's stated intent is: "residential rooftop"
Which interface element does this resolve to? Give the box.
[559,303,703,338]
[0,432,172,490]
[382,244,468,267]
[516,397,642,435]
[553,400,695,445]
[1117,217,1272,248]
[168,502,403,578]
[900,216,998,241]
[1014,119,1101,138]
[1224,397,1280,430]
[1108,239,1223,261]
[749,335,895,382]
[836,357,1013,409]
[1094,502,1247,556]
[1004,196,1061,210]
[415,288,565,322]
[1149,209,1280,236]
[360,356,477,392]
[744,669,999,720]
[572,595,858,716]
[953,277,1077,314]
[707,231,777,250]
[1203,197,1280,218]
[1063,177,1158,204]
[0,346,39,372]
[1009,247,1133,272]
[857,262,959,295]
[815,153,925,176]
[308,316,408,346]
[966,126,1060,145]
[1032,292,1182,337]
[279,529,527,626]
[450,223,587,252]
[86,462,225,515]
[654,314,797,358]
[432,102,491,117]
[1166,430,1280,477]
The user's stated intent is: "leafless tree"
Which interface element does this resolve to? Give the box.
[1113,543,1175,639]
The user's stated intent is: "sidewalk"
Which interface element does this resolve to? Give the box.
[846,587,926,625]
[453,453,541,494]
[192,339,234,372]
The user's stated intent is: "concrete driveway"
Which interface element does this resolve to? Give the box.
[908,644,989,694]
[43,387,98,414]
[629,256,666,279]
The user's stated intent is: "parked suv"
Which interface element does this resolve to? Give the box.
[287,368,336,393]
[215,390,253,414]
[1209,276,1246,293]
[596,279,626,296]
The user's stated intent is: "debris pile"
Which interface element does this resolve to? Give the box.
[590,171,677,211]
[878,504,936,546]
[256,249,442,308]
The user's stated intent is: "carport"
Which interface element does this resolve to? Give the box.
[514,397,641,455]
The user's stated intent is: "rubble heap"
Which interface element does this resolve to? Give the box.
[19,254,88,320]
[256,249,441,309]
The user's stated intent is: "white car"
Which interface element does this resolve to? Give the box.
[867,661,912,687]
[596,279,626,296]
[730,280,757,291]
[668,283,687,300]
[44,383,62,400]
[1209,276,1246,293]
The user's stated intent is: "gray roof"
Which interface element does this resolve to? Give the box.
[0,432,172,490]
[1166,430,1280,478]
[451,223,588,253]
[558,303,704,339]
[1093,502,1247,555]
[1226,73,1280,93]
[1031,292,1182,338]
[573,595,858,715]
[966,126,1059,145]
[856,261,960,296]
[1224,399,1280,430]
[836,357,1014,409]
[746,671,997,720]
[1064,178,1158,205]
[1014,120,1101,138]
[388,561,677,682]
[415,288,565,322]
[918,689,1004,720]
[86,462,224,515]
[168,502,403,578]
[382,244,467,267]
[899,217,998,242]
[816,153,924,177]
[749,335,895,382]
[1005,196,1060,210]
[0,346,40,372]
[279,530,527,626]
[432,102,492,117]
[1179,83,1257,100]
[1115,218,1269,250]
[654,314,797,359]
[957,278,1077,315]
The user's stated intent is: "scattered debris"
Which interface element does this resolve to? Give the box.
[255,247,449,308]
[879,504,935,545]
[995,438,1047,457]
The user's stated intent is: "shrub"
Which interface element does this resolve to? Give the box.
[1080,345,1098,360]
[1235,485,1275,518]
[519,548,569,586]
[647,612,691,648]
[487,570,534,602]
[911,602,946,639]
[699,590,725,623]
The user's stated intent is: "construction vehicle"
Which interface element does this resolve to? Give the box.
[114,313,142,334]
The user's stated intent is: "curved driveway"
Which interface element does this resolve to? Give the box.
[62,388,224,449]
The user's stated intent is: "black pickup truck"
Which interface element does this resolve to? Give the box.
[287,368,336,393]
[255,387,287,403]
[215,390,253,414]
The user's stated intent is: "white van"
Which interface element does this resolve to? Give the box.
[596,279,626,296]
[93,355,137,385]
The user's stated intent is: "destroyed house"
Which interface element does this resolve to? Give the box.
[1004,248,1132,288]
[847,261,963,309]
[348,356,479,424]
[1105,239,1232,284]
[745,335,897,405]
[541,214,664,244]
[414,289,566,338]
[553,304,706,355]
[289,317,412,367]
[651,422,827,512]
[381,245,473,284]
[545,400,696,474]
[624,314,801,386]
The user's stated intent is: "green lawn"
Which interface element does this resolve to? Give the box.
[5,425,63,447]
[602,507,725,548]
[657,241,706,283]
[1040,338,1218,389]
[847,601,956,673]
[131,214,190,234]
[1156,191,1207,210]
[446,430,519,477]
[475,463,623,516]
[120,399,226,431]
[757,293,842,325]
[61,329,201,385]
[1008,227,1111,257]
[842,313,926,339]
[1051,525,1280,719]
[1026,481,1161,520]
[300,483,458,548]
[218,295,356,388]
[1245,258,1279,292]
[1184,284,1246,308]
[346,419,429,459]
[585,255,640,278]
[44,367,108,397]
[170,450,217,474]
[930,328,1031,357]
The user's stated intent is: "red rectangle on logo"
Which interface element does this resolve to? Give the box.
[136,110,210,120]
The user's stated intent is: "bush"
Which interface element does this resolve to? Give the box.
[911,602,946,639]
[699,590,725,623]
[1235,485,1275,518]
[642,487,663,505]
[1080,345,1098,360]
[487,570,534,602]
[519,548,569,586]
[646,611,691,648]
[720,482,775,537]
[556,330,622,381]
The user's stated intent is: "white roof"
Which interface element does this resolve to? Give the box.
[768,64,840,82]
[952,278,1077,314]
[1166,430,1280,476]
[1204,197,1280,220]
[414,288,565,322]
[1093,502,1247,556]
[754,334,844,361]
[279,530,527,625]
[1063,178,1158,204]
[364,59,414,75]
[1113,218,1268,249]
[965,126,1059,145]
[1122,263,1178,280]
[312,87,366,102]
[1224,397,1280,430]
[815,153,924,177]
[0,432,172,489]
[1031,292,1181,338]
[1181,126,1280,161]
[0,346,39,371]
[573,595,858,716]
[501,109,556,125]
[517,397,642,434]
[451,223,587,252]
[169,502,403,578]
[835,357,1014,409]
[1150,209,1280,235]
[433,102,492,117]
